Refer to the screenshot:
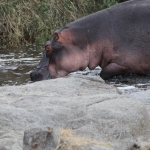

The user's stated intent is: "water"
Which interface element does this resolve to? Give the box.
[0,45,44,86]
[106,74,150,94]
[0,44,101,86]
[0,45,150,94]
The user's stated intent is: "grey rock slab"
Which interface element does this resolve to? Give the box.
[129,89,150,108]
[67,98,150,150]
[0,75,149,150]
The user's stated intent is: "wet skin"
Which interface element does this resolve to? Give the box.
[30,0,150,82]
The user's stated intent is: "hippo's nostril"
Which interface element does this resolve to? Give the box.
[36,73,42,79]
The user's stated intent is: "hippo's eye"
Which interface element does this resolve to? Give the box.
[54,33,59,41]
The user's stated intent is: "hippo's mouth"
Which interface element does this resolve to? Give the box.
[30,67,51,82]
[30,71,43,82]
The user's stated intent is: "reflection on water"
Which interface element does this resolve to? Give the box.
[0,45,44,86]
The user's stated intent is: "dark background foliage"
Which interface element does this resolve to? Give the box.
[0,0,127,47]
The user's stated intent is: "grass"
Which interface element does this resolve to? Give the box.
[56,129,150,150]
[0,0,126,47]
[55,128,111,150]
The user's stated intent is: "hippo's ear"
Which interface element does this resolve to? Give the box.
[54,29,73,43]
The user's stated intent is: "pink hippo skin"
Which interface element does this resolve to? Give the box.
[30,0,150,82]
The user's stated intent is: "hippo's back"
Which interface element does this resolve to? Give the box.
[65,0,150,30]
[64,0,150,44]
[110,0,150,47]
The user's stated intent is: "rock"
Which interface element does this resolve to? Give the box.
[0,146,6,150]
[0,75,149,150]
[129,89,150,112]
[23,127,58,150]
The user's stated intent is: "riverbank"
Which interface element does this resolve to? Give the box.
[0,0,126,47]
[0,75,150,150]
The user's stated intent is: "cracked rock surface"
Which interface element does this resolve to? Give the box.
[0,75,150,150]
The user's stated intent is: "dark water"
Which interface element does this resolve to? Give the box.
[0,45,43,86]
[105,74,150,94]
[0,45,150,94]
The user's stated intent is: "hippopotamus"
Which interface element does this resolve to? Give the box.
[30,0,150,82]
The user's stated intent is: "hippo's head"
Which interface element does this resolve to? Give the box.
[30,28,89,82]
[30,52,50,82]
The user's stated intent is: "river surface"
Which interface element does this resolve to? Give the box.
[0,45,150,94]
[0,45,44,86]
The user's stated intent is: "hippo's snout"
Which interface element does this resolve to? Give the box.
[30,71,43,82]
[30,66,51,82]
[30,52,51,82]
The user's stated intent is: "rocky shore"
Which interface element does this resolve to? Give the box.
[0,75,150,150]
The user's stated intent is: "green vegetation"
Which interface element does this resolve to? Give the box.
[0,0,126,47]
